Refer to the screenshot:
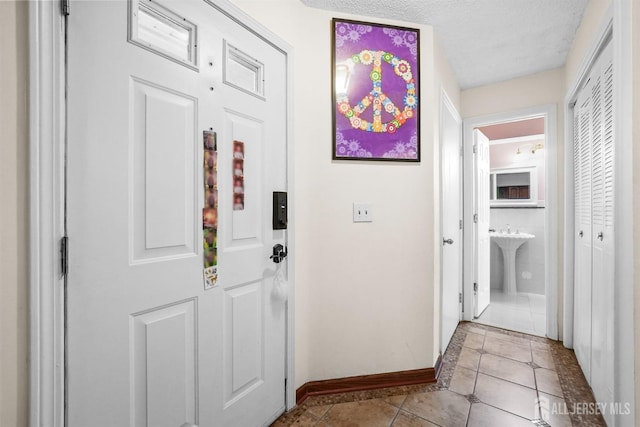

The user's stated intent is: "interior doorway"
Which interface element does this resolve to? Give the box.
[462,106,558,340]
[475,119,547,336]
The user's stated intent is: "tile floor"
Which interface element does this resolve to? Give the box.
[272,322,606,427]
[474,291,546,337]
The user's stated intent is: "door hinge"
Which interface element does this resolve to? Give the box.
[473,213,478,223]
[60,236,69,279]
[61,0,70,16]
[459,292,462,303]
[459,219,463,230]
[460,146,464,157]
[473,282,478,293]
[473,144,477,154]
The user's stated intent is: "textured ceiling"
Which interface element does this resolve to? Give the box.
[301,0,589,89]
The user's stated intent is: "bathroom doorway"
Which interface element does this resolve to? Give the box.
[462,106,558,339]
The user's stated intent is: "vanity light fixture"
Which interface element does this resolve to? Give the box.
[516,142,544,155]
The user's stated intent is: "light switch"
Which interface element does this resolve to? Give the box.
[353,203,372,223]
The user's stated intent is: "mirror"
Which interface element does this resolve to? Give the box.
[490,167,538,207]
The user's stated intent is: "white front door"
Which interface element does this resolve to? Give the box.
[440,94,462,352]
[67,1,288,426]
[474,129,491,317]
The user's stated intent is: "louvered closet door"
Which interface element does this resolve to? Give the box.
[573,80,592,382]
[590,41,614,410]
[572,40,614,422]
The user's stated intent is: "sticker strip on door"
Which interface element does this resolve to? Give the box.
[203,130,218,289]
[233,140,245,211]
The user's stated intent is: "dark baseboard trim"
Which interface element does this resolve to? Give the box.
[296,355,442,405]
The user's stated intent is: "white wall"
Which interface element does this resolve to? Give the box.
[233,0,460,384]
[0,2,29,426]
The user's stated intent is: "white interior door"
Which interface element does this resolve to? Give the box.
[474,129,491,317]
[590,43,614,413]
[66,1,288,426]
[440,95,462,352]
[573,82,593,381]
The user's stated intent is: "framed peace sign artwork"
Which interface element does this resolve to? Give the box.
[332,18,420,161]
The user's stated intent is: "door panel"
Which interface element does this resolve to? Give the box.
[475,129,491,317]
[131,299,197,427]
[67,1,287,426]
[131,78,198,262]
[225,283,263,402]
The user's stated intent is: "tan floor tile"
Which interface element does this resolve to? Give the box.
[391,411,438,427]
[535,368,564,397]
[402,390,470,427]
[474,373,538,419]
[271,323,603,426]
[467,326,486,335]
[288,410,319,426]
[478,353,535,389]
[322,398,398,427]
[467,402,534,427]
[383,394,407,408]
[306,404,332,419]
[532,349,555,370]
[483,336,532,363]
[485,330,532,348]
[457,347,481,371]
[448,365,477,396]
[463,332,485,350]
[538,392,573,427]
[530,340,552,352]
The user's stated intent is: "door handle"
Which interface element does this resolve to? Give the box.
[270,244,288,263]
[443,238,454,245]
[579,230,583,238]
[597,232,604,241]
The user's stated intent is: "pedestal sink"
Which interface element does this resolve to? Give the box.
[490,232,535,295]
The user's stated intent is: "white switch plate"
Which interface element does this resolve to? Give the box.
[353,203,372,223]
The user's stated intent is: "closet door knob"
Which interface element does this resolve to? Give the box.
[579,230,583,238]
[597,232,604,241]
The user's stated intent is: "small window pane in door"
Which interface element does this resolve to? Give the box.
[224,41,265,99]
[129,0,198,70]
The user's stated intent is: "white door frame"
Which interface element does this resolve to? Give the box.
[563,4,635,424]
[439,87,462,354]
[462,104,558,341]
[28,2,296,426]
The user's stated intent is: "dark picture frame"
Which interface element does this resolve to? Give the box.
[332,18,420,161]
